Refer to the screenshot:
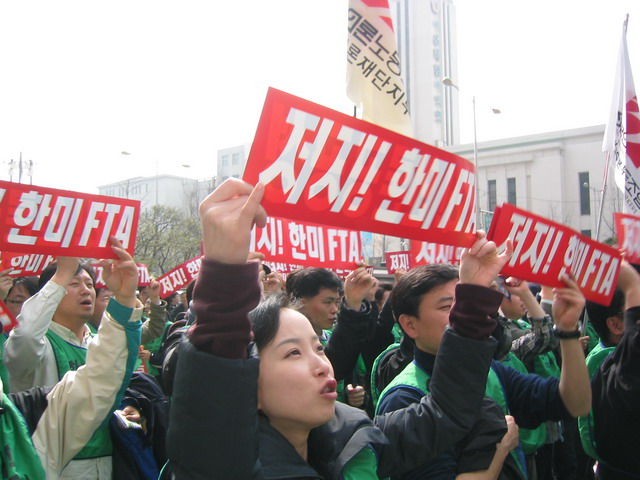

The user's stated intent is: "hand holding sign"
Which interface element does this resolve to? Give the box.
[551,273,585,332]
[200,179,267,265]
[99,236,138,308]
[344,260,376,310]
[51,256,81,288]
[459,231,514,288]
[0,268,12,300]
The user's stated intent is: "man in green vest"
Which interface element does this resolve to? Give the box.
[579,260,640,479]
[4,245,156,479]
[376,249,591,478]
[0,236,143,479]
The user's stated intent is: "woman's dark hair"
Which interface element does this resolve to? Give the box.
[8,276,39,298]
[249,292,292,350]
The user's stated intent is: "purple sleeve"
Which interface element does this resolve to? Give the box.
[449,283,502,341]
[188,258,261,359]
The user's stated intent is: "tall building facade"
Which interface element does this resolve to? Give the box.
[391,0,459,146]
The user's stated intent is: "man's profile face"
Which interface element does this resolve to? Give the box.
[403,279,457,355]
[299,287,341,332]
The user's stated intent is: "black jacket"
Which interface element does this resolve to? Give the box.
[167,327,498,479]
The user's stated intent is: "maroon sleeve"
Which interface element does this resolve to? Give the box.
[449,283,502,341]
[188,258,261,359]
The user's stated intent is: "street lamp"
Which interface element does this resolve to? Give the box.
[442,77,501,231]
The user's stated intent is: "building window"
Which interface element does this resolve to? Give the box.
[232,153,240,165]
[487,179,497,211]
[581,229,592,238]
[507,177,516,205]
[579,172,590,215]
[221,156,229,167]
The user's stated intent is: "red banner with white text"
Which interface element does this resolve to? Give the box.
[0,181,139,259]
[0,299,18,334]
[487,204,622,305]
[385,242,464,274]
[156,257,202,298]
[1,252,56,277]
[250,216,363,271]
[243,88,477,247]
[614,212,640,264]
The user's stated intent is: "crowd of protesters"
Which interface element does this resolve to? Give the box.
[0,177,638,479]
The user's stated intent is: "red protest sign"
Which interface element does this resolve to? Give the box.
[1,252,55,277]
[410,241,464,267]
[0,181,139,259]
[250,216,363,270]
[385,251,411,274]
[93,263,151,289]
[0,299,18,334]
[156,257,202,298]
[243,88,477,248]
[614,213,640,265]
[488,203,622,305]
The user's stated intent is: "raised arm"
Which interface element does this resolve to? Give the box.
[375,232,514,476]
[553,273,591,417]
[32,237,142,476]
[4,257,79,390]
[168,179,267,480]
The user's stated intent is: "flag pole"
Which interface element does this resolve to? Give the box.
[595,151,611,242]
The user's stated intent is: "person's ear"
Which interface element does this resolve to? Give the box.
[398,314,419,339]
[606,315,625,336]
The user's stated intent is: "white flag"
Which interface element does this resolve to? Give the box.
[603,15,640,215]
[346,0,412,137]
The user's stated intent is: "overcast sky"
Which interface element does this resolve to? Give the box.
[1,0,639,194]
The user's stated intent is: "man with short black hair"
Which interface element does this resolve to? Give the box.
[579,261,640,479]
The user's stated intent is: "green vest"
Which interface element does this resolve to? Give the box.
[0,392,46,479]
[578,342,615,462]
[377,359,527,478]
[369,342,401,407]
[45,330,113,460]
[501,352,547,455]
[0,333,10,395]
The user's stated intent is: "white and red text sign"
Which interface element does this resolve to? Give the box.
[615,212,640,265]
[250,216,362,271]
[488,204,621,305]
[0,181,139,259]
[243,88,477,247]
[156,257,202,298]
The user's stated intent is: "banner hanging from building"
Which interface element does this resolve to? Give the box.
[0,181,140,259]
[487,203,622,305]
[347,0,412,136]
[603,16,640,215]
[243,88,477,248]
[614,212,640,264]
[251,216,363,271]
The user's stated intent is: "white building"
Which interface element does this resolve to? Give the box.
[217,144,251,183]
[447,124,621,243]
[98,174,215,214]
